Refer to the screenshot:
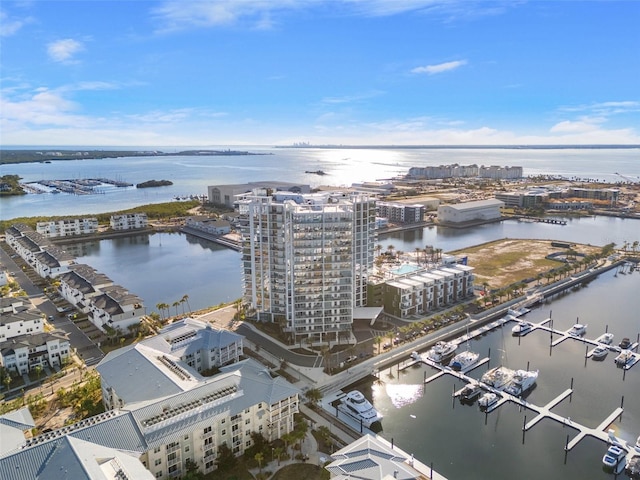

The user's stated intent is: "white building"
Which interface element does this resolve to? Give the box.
[87,285,145,332]
[208,181,311,207]
[5,357,300,479]
[0,297,44,342]
[97,318,244,409]
[0,331,70,374]
[185,216,231,235]
[36,218,98,238]
[238,189,377,345]
[437,199,504,225]
[377,201,426,224]
[110,213,148,230]
[326,434,446,479]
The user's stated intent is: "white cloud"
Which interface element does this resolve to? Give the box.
[0,11,33,37]
[411,60,467,75]
[47,38,84,63]
[321,90,384,104]
[152,0,302,32]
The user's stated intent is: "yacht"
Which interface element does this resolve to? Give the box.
[459,383,483,403]
[511,321,533,336]
[426,341,458,363]
[602,445,627,472]
[595,332,615,345]
[504,370,538,396]
[338,391,383,427]
[450,350,480,371]
[591,345,609,360]
[507,306,531,318]
[478,392,499,409]
[615,350,635,367]
[568,323,587,336]
[481,366,515,390]
[620,337,632,349]
[625,455,640,479]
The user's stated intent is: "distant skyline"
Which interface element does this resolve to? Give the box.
[1,0,639,146]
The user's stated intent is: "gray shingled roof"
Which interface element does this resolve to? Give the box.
[326,434,423,480]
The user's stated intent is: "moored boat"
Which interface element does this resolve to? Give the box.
[459,383,483,403]
[625,455,640,479]
[620,337,632,349]
[450,350,480,371]
[478,392,499,409]
[595,332,615,345]
[507,306,531,318]
[591,345,609,360]
[602,445,627,472]
[615,350,634,367]
[426,341,458,363]
[511,321,533,336]
[568,323,587,336]
[480,366,515,390]
[504,369,538,396]
[338,390,383,427]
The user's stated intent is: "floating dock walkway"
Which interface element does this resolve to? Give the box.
[401,313,640,461]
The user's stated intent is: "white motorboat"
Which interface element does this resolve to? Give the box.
[595,332,614,345]
[511,321,533,336]
[602,445,627,471]
[504,369,538,396]
[480,366,515,390]
[459,383,483,403]
[568,323,587,336]
[450,350,480,371]
[426,341,458,363]
[591,345,609,360]
[338,391,383,427]
[410,351,421,361]
[615,350,634,367]
[507,307,531,318]
[478,392,499,409]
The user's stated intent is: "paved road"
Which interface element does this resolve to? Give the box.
[0,242,104,367]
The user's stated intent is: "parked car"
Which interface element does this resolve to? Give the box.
[345,355,358,363]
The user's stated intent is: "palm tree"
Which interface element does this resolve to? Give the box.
[156,303,165,321]
[254,452,264,474]
[181,294,191,314]
[172,301,180,317]
[374,335,382,354]
[273,446,284,466]
[33,365,43,386]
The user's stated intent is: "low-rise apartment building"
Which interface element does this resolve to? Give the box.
[36,218,98,238]
[110,213,148,230]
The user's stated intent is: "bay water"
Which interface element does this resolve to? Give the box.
[2,147,640,478]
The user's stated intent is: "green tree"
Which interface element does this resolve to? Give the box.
[273,446,284,466]
[181,294,191,314]
[254,452,264,474]
[215,443,236,471]
[304,387,322,408]
[182,458,204,480]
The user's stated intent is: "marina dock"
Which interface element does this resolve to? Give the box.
[402,313,640,460]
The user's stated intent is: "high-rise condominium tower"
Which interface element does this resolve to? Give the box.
[238,190,376,345]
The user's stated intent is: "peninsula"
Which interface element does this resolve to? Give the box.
[0,149,273,165]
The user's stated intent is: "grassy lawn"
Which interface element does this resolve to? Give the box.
[203,465,254,480]
[271,463,327,480]
[450,239,599,290]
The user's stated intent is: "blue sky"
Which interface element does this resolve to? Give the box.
[1,0,639,146]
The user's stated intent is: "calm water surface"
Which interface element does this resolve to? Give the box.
[365,269,640,480]
[2,147,638,219]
